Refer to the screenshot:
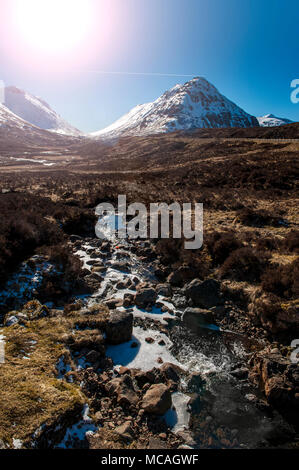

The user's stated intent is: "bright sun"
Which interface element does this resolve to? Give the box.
[15,0,94,53]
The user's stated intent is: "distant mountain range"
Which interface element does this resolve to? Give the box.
[0,79,295,141]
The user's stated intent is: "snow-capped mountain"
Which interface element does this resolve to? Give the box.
[91,77,258,139]
[4,86,82,136]
[257,114,293,127]
[0,102,35,131]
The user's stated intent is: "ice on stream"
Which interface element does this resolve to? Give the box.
[165,392,191,433]
[106,326,182,371]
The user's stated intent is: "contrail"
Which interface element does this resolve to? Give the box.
[85,70,196,78]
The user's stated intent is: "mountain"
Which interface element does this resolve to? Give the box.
[257,114,293,127]
[0,102,35,131]
[0,102,81,153]
[4,86,82,136]
[91,77,259,139]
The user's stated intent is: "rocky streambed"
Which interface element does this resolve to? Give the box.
[0,233,297,449]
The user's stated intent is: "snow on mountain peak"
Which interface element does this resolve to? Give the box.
[4,86,82,136]
[91,76,259,139]
[257,114,293,127]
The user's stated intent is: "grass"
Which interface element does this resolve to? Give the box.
[0,301,109,448]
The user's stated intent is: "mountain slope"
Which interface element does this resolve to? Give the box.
[92,77,259,139]
[0,102,36,131]
[0,102,81,154]
[257,114,293,127]
[4,86,82,136]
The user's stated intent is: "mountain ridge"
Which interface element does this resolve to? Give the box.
[4,86,82,136]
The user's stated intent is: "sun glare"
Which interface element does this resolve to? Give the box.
[15,0,94,53]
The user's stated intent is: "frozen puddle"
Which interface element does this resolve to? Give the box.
[106,326,183,371]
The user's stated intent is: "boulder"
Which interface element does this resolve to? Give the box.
[111,261,130,272]
[156,284,172,297]
[184,279,222,308]
[141,384,172,415]
[249,349,299,422]
[134,287,157,308]
[167,267,194,287]
[105,298,123,309]
[182,307,215,332]
[160,363,182,383]
[106,375,138,407]
[106,310,133,345]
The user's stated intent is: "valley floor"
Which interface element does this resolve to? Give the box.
[0,132,298,449]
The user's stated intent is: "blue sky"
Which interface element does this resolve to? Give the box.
[0,0,298,132]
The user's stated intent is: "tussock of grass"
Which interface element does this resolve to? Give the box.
[0,302,109,448]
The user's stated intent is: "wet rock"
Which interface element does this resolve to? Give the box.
[106,310,133,345]
[160,363,182,383]
[188,394,201,414]
[134,287,158,308]
[182,307,215,332]
[184,279,222,308]
[231,367,249,380]
[141,384,172,415]
[186,372,205,393]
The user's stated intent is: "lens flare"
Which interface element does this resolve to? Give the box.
[15,0,93,53]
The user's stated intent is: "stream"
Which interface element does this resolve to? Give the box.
[0,213,293,448]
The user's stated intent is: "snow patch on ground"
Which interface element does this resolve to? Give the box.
[0,256,57,308]
[56,405,97,449]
